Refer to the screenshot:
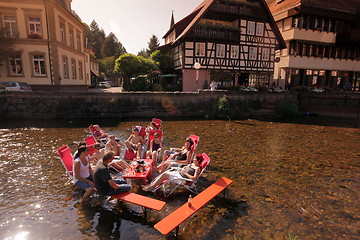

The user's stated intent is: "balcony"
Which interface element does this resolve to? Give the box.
[336,30,360,45]
[187,27,240,42]
[209,3,266,20]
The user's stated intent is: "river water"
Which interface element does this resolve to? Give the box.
[0,118,359,240]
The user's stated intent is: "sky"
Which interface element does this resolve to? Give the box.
[71,0,203,54]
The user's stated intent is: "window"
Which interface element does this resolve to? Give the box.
[60,22,66,43]
[3,14,17,37]
[262,48,270,61]
[28,17,42,37]
[62,56,69,78]
[216,44,225,58]
[230,45,239,58]
[69,28,74,48]
[32,55,46,76]
[76,32,81,51]
[256,23,264,36]
[249,47,257,60]
[9,54,22,76]
[78,61,83,79]
[71,58,76,79]
[247,21,255,35]
[195,43,205,56]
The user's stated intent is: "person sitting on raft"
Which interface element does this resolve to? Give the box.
[105,135,125,156]
[125,127,144,159]
[92,124,109,141]
[142,154,203,192]
[94,151,131,196]
[146,132,162,161]
[73,146,95,205]
[156,137,193,173]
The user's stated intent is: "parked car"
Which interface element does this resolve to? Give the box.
[0,81,32,91]
[98,81,111,88]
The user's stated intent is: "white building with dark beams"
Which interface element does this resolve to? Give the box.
[161,0,286,92]
[267,0,360,91]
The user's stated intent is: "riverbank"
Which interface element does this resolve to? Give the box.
[0,91,359,123]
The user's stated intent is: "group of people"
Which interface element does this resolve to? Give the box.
[73,123,203,204]
[73,142,131,205]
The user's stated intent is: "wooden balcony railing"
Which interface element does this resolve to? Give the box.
[188,27,240,42]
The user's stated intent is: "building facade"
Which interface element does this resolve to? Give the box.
[161,0,286,92]
[0,0,89,90]
[267,0,360,91]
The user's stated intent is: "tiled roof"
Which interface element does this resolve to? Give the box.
[266,0,359,14]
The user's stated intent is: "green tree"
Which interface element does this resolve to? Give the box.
[89,20,105,58]
[150,50,173,72]
[114,53,156,91]
[146,34,160,56]
[101,32,126,58]
[137,48,149,58]
[100,56,116,76]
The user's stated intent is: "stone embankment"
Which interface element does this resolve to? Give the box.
[0,90,359,122]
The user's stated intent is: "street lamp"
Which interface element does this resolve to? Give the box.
[194,62,201,90]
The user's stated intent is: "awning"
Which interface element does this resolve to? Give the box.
[91,70,100,77]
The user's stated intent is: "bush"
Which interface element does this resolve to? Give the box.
[213,96,234,119]
[129,77,151,91]
[152,83,163,91]
[276,101,299,119]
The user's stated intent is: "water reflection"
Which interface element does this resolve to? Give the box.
[0,118,359,239]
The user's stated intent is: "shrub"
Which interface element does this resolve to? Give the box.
[152,83,163,91]
[213,96,234,119]
[129,76,151,91]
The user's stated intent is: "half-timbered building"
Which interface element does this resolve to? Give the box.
[161,0,286,92]
[267,0,360,91]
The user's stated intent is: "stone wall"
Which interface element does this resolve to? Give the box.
[0,90,297,119]
[0,90,359,120]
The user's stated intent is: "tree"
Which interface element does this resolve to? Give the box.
[101,32,126,58]
[89,20,106,58]
[146,34,160,56]
[137,48,149,58]
[100,56,116,76]
[150,50,173,72]
[114,53,157,90]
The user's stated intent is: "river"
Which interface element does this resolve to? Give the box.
[0,118,359,240]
